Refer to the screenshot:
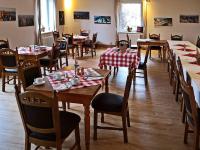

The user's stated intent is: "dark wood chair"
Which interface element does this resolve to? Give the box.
[82,33,97,57]
[18,59,42,91]
[171,34,183,41]
[149,33,162,60]
[53,31,60,42]
[62,33,78,58]
[15,86,81,150]
[196,36,200,48]
[39,44,60,75]
[91,69,134,143]
[0,48,19,92]
[0,39,9,49]
[179,72,200,150]
[133,47,150,86]
[80,29,89,37]
[126,33,137,49]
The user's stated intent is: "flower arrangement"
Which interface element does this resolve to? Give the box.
[127,26,132,32]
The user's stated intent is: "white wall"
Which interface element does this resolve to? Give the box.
[147,0,200,44]
[57,0,116,45]
[0,0,35,48]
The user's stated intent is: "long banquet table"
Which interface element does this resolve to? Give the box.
[168,40,200,107]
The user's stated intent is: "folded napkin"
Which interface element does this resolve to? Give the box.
[84,68,102,77]
[183,53,196,57]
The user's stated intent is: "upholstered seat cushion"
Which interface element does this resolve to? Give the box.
[91,93,123,112]
[30,111,80,141]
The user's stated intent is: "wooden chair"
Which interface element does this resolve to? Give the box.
[52,31,60,42]
[18,59,42,91]
[91,69,134,143]
[14,86,81,150]
[196,36,200,48]
[126,34,137,49]
[62,33,78,58]
[39,44,60,75]
[149,33,162,60]
[80,29,89,37]
[171,34,183,41]
[133,47,150,86]
[82,33,97,57]
[179,72,200,150]
[0,48,19,92]
[0,39,9,49]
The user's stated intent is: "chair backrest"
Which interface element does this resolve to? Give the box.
[126,34,132,48]
[171,34,183,41]
[117,40,129,50]
[177,56,184,78]
[18,59,42,90]
[15,85,61,141]
[51,43,61,60]
[62,33,74,45]
[0,39,9,49]
[52,31,60,42]
[0,48,18,69]
[149,33,160,40]
[92,33,98,43]
[196,36,200,48]
[122,69,134,111]
[179,74,199,127]
[80,29,89,37]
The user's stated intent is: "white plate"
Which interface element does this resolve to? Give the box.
[85,77,104,81]
[54,82,72,91]
[33,81,45,86]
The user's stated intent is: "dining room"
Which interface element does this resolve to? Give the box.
[0,0,200,150]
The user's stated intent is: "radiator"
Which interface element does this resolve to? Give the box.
[41,34,54,46]
[118,33,142,45]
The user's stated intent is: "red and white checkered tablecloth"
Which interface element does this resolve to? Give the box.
[99,47,140,69]
[47,69,103,91]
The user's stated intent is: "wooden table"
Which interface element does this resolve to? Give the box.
[26,69,110,150]
[137,39,168,61]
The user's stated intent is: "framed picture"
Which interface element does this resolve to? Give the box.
[0,7,16,21]
[74,11,89,19]
[154,18,172,26]
[18,15,34,27]
[180,15,199,23]
[59,11,65,25]
[94,16,111,24]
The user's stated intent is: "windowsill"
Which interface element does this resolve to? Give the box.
[118,31,143,34]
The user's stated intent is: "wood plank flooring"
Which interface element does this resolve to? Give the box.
[0,49,194,150]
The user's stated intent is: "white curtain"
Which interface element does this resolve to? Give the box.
[34,0,42,45]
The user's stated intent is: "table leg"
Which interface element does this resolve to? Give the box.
[105,75,109,93]
[84,104,90,150]
[163,46,166,62]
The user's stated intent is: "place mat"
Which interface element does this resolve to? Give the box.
[183,53,196,57]
[177,48,195,52]
[174,44,189,47]
[47,69,104,91]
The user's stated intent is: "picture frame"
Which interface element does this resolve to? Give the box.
[59,11,65,25]
[0,7,16,21]
[74,11,89,19]
[154,17,172,26]
[18,15,34,27]
[180,15,199,23]
[94,16,111,24]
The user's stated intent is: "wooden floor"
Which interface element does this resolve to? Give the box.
[0,49,194,150]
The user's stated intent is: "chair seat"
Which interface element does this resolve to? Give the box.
[39,56,57,66]
[4,68,18,73]
[91,93,123,112]
[30,111,80,141]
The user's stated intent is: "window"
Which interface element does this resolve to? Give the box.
[40,0,56,33]
[118,3,142,32]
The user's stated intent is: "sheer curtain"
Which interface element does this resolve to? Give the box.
[34,0,42,45]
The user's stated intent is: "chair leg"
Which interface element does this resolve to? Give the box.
[175,79,180,102]
[144,68,148,86]
[2,73,5,92]
[65,54,68,66]
[127,110,130,127]
[93,110,98,140]
[182,104,186,123]
[43,67,46,76]
[194,129,199,150]
[62,102,66,111]
[67,102,70,109]
[101,113,104,123]
[122,115,128,143]
[75,125,81,150]
[60,57,62,68]
[25,137,31,150]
